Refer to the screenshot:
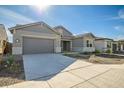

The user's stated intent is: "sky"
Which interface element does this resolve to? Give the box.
[0,5,124,42]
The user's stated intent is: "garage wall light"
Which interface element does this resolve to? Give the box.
[15,39,20,43]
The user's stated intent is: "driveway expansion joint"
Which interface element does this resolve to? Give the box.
[70,68,112,88]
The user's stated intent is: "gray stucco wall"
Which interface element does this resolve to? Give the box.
[72,38,83,47]
[95,40,106,52]
[72,35,95,52]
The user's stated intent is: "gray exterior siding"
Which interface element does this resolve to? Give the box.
[16,24,56,35]
[72,38,83,47]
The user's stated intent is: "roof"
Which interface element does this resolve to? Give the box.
[95,37,113,41]
[118,39,124,42]
[9,21,60,35]
[74,33,95,38]
[53,25,73,35]
[0,24,8,40]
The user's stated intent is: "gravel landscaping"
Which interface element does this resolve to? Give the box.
[89,54,124,64]
[63,52,124,64]
[0,55,25,87]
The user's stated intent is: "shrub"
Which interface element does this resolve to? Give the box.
[6,55,14,67]
[94,50,100,54]
[105,49,112,54]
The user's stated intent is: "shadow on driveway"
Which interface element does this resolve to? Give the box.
[23,54,76,81]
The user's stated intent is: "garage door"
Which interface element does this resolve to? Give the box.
[23,37,54,54]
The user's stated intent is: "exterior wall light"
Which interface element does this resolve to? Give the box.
[16,39,20,43]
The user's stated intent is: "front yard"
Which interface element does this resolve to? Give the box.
[63,52,124,64]
[0,52,124,87]
[0,54,25,87]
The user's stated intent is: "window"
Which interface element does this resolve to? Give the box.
[86,40,89,47]
[86,40,93,47]
[90,44,92,47]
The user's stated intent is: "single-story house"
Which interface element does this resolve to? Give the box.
[118,40,124,52]
[95,37,113,52]
[9,22,61,55]
[9,22,97,55]
[0,24,8,54]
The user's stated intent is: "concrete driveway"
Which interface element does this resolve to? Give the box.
[22,54,76,80]
[6,54,124,88]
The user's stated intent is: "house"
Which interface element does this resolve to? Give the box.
[9,22,96,55]
[9,22,61,55]
[112,41,119,53]
[95,37,113,52]
[0,24,8,54]
[118,40,124,53]
[72,33,96,52]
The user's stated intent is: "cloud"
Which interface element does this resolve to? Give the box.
[114,25,124,32]
[102,9,124,21]
[0,7,34,23]
[0,7,35,42]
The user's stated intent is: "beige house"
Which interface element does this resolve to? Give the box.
[0,24,8,54]
[9,22,61,55]
[95,37,113,52]
[9,22,97,55]
[118,40,124,52]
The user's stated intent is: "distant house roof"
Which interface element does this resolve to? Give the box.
[53,25,73,35]
[74,33,95,38]
[9,21,60,35]
[95,37,113,41]
[118,39,124,42]
[0,24,8,40]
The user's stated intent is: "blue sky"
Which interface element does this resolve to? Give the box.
[0,5,124,42]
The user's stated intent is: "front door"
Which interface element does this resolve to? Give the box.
[112,44,117,53]
[62,41,71,52]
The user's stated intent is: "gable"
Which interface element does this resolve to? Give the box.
[83,33,95,39]
[16,24,59,35]
[54,26,72,37]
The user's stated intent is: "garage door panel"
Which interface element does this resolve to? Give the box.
[23,37,54,54]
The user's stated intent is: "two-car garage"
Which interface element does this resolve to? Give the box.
[23,37,54,54]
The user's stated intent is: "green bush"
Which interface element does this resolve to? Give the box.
[105,49,112,54]
[94,50,100,54]
[6,55,14,67]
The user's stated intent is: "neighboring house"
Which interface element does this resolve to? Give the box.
[72,33,96,52]
[112,41,119,53]
[54,26,73,52]
[118,40,124,52]
[9,22,61,55]
[0,24,8,54]
[95,37,113,52]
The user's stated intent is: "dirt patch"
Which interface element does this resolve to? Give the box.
[89,55,124,64]
[63,52,90,61]
[0,55,25,87]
